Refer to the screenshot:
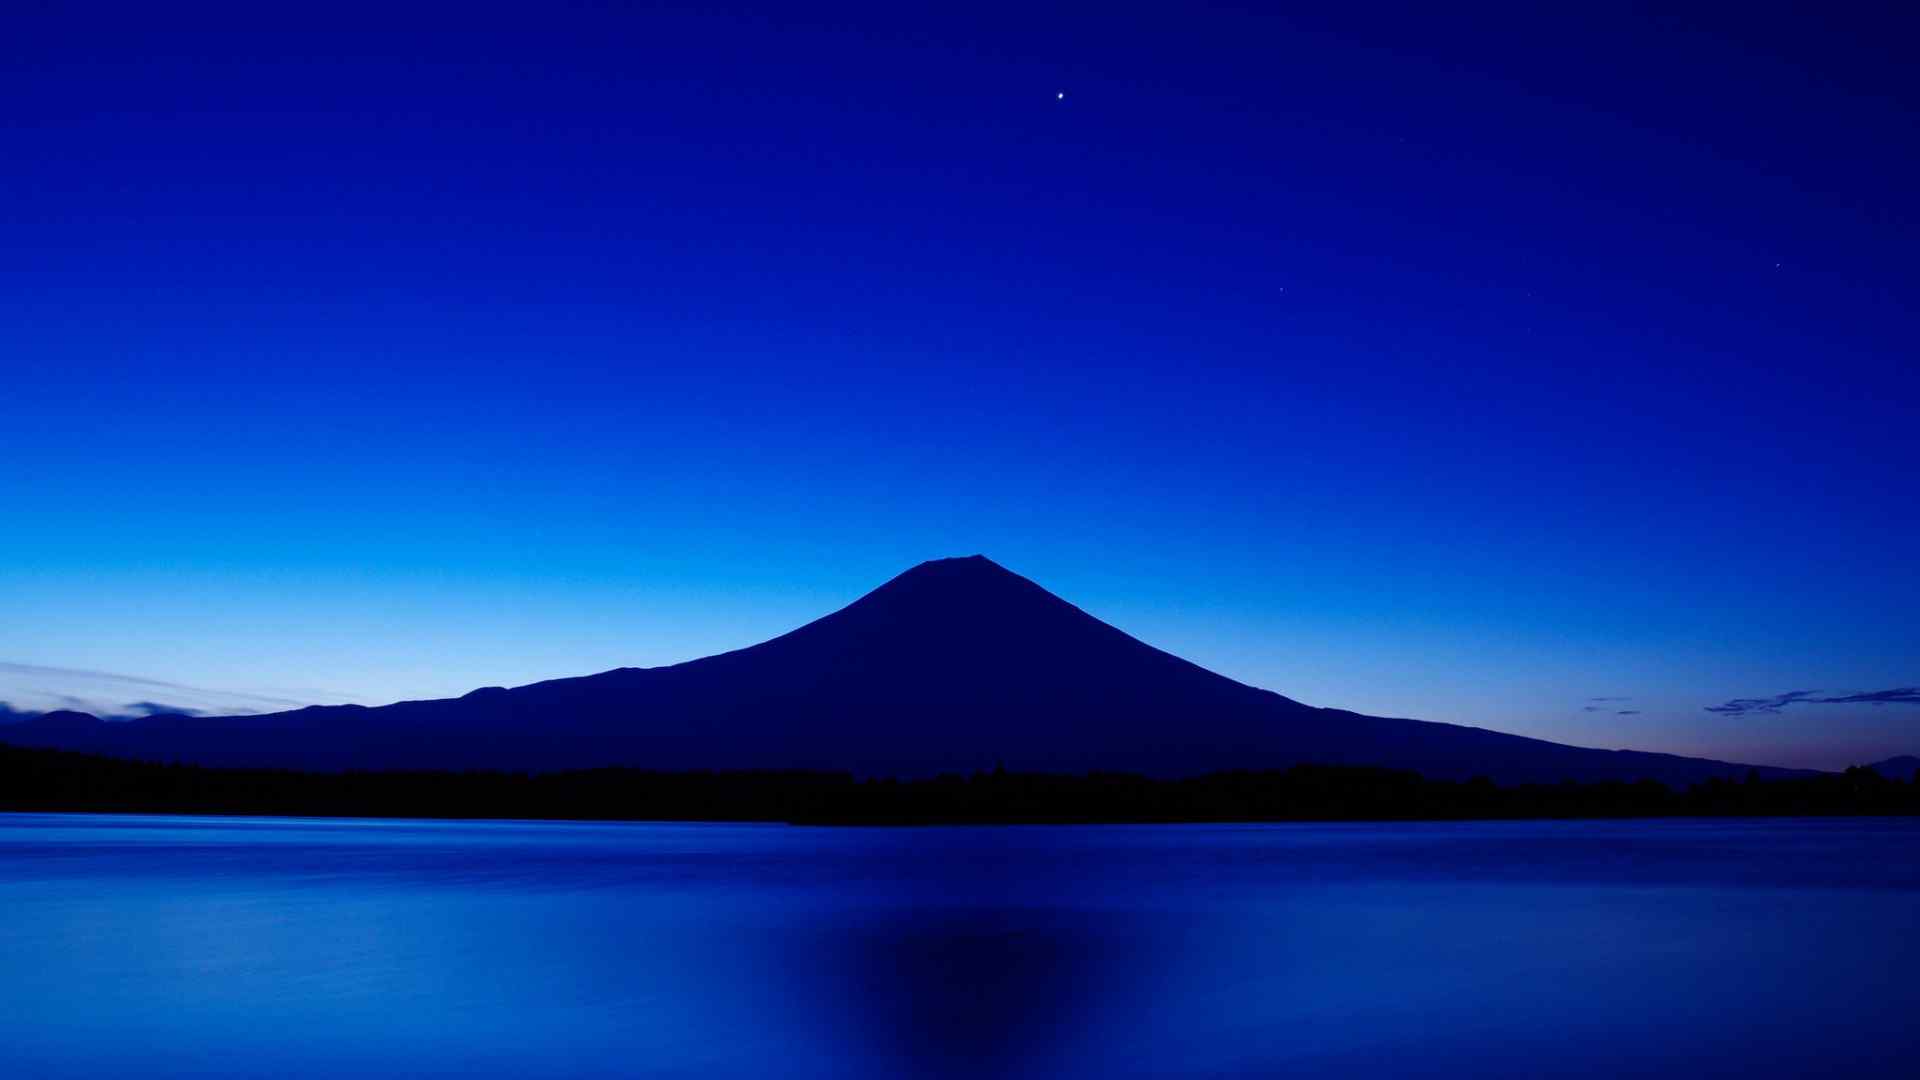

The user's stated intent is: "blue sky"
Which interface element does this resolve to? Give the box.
[3,3,1915,768]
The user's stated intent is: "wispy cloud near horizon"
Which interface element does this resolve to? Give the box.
[1581,696,1635,714]
[0,661,359,721]
[1706,687,1920,716]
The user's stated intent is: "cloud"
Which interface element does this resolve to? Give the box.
[1705,691,1822,714]
[121,701,204,717]
[0,661,336,719]
[0,698,208,723]
[1705,687,1920,715]
[1818,688,1920,707]
[1616,710,1641,715]
[0,662,306,703]
[1589,696,1632,702]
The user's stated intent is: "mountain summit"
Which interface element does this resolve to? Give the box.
[3,557,1808,784]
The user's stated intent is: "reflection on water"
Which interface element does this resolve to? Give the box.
[0,815,1917,1077]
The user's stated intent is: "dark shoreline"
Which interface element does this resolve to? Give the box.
[6,741,1917,825]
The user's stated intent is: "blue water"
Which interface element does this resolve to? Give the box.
[0,815,1916,1078]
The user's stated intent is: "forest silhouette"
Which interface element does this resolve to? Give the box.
[4,741,1913,824]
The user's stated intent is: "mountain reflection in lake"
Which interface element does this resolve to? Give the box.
[1,814,1916,1078]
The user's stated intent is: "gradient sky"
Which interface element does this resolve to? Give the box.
[4,3,1915,769]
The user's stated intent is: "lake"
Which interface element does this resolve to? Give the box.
[0,814,1915,1077]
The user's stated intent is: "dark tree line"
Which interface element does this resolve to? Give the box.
[2,741,1916,824]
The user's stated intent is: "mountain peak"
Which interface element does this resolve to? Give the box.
[852,555,1071,618]
[0,557,1819,787]
[901,554,1003,575]
[865,555,1038,596]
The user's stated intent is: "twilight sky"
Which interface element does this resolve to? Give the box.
[3,3,1915,769]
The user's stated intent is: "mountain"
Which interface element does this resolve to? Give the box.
[11,710,106,729]
[1866,755,1920,781]
[2,556,1815,785]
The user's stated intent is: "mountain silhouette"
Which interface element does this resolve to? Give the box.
[3,556,1813,784]
[1866,755,1920,782]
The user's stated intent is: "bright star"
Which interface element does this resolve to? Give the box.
[1056,92,1065,101]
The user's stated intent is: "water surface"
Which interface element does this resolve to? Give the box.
[1,814,1915,1077]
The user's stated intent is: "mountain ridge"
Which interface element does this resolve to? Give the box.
[3,556,1820,785]
[1867,755,1920,781]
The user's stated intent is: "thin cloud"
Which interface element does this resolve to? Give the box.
[1705,687,1920,715]
[0,661,355,720]
[0,662,310,707]
[1616,710,1641,715]
[122,701,204,717]
[1819,688,1920,706]
[0,699,205,722]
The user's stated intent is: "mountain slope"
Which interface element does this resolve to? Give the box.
[4,556,1813,784]
[1866,755,1920,781]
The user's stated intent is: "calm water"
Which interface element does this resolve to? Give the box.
[1,815,1916,1078]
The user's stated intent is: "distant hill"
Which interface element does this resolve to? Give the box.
[3,556,1817,785]
[1866,756,1920,781]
